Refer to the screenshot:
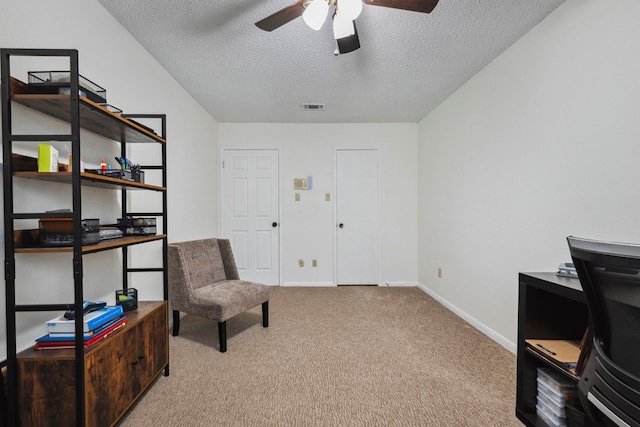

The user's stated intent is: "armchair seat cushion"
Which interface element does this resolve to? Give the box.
[190,280,270,322]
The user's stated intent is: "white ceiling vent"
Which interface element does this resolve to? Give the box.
[302,103,326,111]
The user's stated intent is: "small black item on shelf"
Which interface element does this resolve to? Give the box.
[112,157,144,183]
[88,169,132,180]
[130,165,144,183]
[63,300,107,319]
[115,288,138,312]
[88,164,144,183]
[116,217,157,236]
[38,218,100,247]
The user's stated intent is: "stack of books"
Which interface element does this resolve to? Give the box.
[35,305,127,350]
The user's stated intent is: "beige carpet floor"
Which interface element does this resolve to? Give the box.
[117,286,522,426]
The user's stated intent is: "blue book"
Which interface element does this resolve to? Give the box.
[46,305,124,333]
[39,315,126,340]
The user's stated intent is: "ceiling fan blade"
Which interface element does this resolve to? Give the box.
[363,0,438,13]
[255,0,307,31]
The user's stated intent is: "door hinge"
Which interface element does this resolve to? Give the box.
[222,160,225,168]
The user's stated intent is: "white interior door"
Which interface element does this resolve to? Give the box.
[221,149,279,286]
[336,149,380,285]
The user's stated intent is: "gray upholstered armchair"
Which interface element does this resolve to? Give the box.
[168,238,270,352]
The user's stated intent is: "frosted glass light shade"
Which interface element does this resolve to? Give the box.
[333,13,355,39]
[303,0,330,31]
[339,0,362,21]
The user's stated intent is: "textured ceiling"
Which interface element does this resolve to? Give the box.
[97,0,566,123]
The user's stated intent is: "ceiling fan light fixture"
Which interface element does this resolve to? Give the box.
[302,0,330,31]
[333,12,355,39]
[336,21,360,54]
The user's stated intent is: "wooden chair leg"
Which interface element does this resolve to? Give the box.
[218,321,227,353]
[262,301,269,328]
[172,310,180,336]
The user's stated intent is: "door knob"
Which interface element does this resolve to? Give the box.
[339,223,344,228]
[272,222,278,227]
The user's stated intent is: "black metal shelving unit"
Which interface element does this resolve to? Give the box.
[1,48,168,426]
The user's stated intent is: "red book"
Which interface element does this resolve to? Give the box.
[35,317,128,350]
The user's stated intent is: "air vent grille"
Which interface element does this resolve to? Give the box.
[302,103,326,111]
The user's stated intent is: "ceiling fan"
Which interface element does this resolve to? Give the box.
[255,0,439,55]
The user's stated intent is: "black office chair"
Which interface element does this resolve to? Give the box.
[568,236,640,427]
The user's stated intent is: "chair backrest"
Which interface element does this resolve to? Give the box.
[567,236,640,426]
[168,238,240,291]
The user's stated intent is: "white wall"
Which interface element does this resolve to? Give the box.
[0,0,218,357]
[219,123,418,286]
[417,0,640,349]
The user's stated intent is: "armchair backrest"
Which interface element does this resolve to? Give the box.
[168,238,240,309]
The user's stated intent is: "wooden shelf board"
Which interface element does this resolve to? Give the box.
[11,93,165,144]
[15,234,166,254]
[14,171,166,191]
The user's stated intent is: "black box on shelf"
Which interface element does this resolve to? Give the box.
[116,288,138,311]
[89,169,144,183]
[91,169,131,180]
[39,218,99,232]
[39,230,100,247]
[116,217,157,236]
[131,169,144,183]
[38,218,100,247]
[27,71,107,104]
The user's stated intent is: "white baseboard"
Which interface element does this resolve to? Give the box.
[282,282,335,287]
[382,281,419,287]
[417,283,516,354]
[282,282,418,287]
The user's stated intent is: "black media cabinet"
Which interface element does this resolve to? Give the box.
[516,272,597,426]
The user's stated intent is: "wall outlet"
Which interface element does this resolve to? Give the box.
[298,259,304,267]
[295,193,300,201]
[438,268,442,278]
[312,259,317,267]
[325,193,331,201]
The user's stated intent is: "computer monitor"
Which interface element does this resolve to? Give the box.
[567,236,640,427]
